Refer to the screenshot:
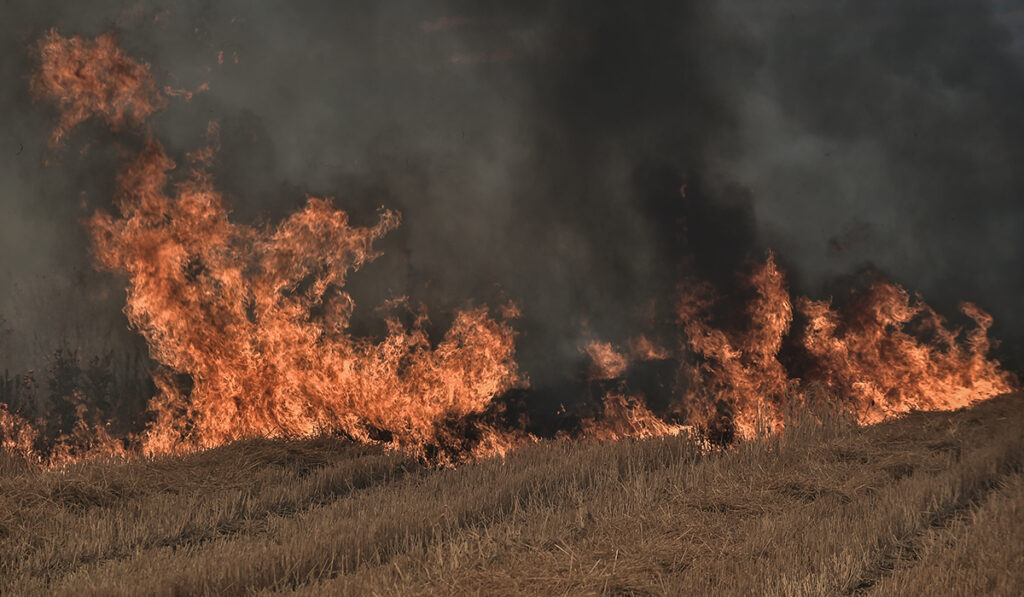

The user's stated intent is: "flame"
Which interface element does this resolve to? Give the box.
[0,385,129,467]
[674,254,1015,437]
[628,335,671,361]
[23,30,526,465]
[584,340,629,380]
[675,254,797,438]
[10,30,1018,467]
[31,30,164,144]
[164,82,209,102]
[585,253,1016,440]
[580,394,690,441]
[796,282,1016,423]
[0,404,37,463]
[47,399,130,465]
[585,336,669,381]
[87,141,522,460]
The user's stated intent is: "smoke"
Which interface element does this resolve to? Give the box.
[2,0,1023,388]
[714,0,1024,367]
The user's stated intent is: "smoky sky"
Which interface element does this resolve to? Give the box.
[2,0,1023,381]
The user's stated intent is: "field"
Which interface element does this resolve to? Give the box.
[1,393,1022,596]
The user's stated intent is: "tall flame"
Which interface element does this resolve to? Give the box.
[675,255,796,438]
[8,30,1018,466]
[88,141,522,460]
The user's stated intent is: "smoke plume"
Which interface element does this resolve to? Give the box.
[3,0,1023,393]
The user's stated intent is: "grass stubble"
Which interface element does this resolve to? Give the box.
[1,393,1021,596]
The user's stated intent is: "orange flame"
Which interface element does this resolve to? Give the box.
[675,254,797,438]
[584,340,629,380]
[628,335,671,361]
[47,399,130,465]
[14,31,1019,466]
[674,254,1016,437]
[31,30,164,144]
[580,393,691,441]
[585,253,1016,440]
[796,282,1016,423]
[0,404,37,463]
[88,141,522,460]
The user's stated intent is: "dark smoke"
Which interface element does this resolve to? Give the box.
[2,1,1022,409]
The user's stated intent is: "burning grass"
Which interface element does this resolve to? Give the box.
[5,29,1018,469]
[88,140,525,462]
[1,393,1021,595]
[5,23,1021,597]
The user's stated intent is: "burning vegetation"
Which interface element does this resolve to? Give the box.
[90,140,524,463]
[586,254,1016,443]
[1,30,1017,467]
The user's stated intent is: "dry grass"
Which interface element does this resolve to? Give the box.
[866,470,1024,597]
[1,394,1022,596]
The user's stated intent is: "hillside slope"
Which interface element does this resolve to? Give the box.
[2,394,1022,596]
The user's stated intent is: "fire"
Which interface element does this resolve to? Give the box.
[31,30,164,145]
[583,335,671,384]
[7,30,1018,466]
[584,341,629,380]
[628,335,671,361]
[580,393,691,442]
[25,31,525,464]
[0,404,37,463]
[88,141,523,461]
[164,82,210,102]
[674,255,796,438]
[584,253,1016,440]
[796,282,1015,424]
[580,336,691,442]
[47,399,130,464]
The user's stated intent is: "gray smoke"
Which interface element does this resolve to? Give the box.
[1,0,1022,386]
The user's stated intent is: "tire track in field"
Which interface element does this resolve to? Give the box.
[846,438,1024,594]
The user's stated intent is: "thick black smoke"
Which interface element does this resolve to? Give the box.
[719,0,1024,369]
[2,0,1022,398]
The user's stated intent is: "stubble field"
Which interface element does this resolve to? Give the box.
[2,393,1022,596]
